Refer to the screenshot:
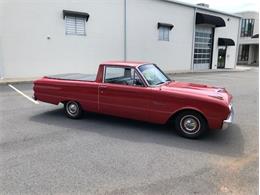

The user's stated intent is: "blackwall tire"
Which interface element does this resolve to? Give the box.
[174,111,208,139]
[64,101,83,119]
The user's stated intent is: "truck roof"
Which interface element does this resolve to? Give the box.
[101,61,148,67]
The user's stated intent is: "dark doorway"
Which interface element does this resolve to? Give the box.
[217,48,226,68]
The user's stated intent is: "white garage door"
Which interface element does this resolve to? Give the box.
[193,26,213,70]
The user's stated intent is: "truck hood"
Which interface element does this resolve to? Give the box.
[162,81,232,104]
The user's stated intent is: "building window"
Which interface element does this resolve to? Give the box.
[157,23,174,41]
[238,45,250,61]
[159,26,170,41]
[63,10,89,36]
[65,16,86,36]
[241,19,254,37]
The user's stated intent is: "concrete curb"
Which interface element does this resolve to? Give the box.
[166,66,253,76]
[0,78,39,85]
[0,66,253,85]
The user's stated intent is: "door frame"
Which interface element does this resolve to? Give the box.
[209,28,215,69]
[217,46,227,68]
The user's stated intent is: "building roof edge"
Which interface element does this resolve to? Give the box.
[161,0,242,18]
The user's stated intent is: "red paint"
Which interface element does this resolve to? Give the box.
[33,61,232,130]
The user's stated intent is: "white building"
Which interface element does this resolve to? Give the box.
[236,11,259,65]
[0,0,241,79]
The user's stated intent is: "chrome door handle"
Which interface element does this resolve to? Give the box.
[100,85,108,94]
[100,85,108,89]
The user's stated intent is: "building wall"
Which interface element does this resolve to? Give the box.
[126,0,195,73]
[197,9,240,69]
[0,0,241,78]
[237,11,259,65]
[248,44,259,64]
[0,0,125,78]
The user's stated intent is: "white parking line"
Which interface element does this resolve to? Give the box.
[8,84,39,104]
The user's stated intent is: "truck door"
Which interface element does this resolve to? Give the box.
[98,66,149,122]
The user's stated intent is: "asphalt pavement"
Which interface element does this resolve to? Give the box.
[0,68,258,194]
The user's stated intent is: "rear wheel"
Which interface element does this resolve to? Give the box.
[64,101,83,119]
[174,110,208,139]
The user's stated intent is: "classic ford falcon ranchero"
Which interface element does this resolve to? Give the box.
[33,61,233,138]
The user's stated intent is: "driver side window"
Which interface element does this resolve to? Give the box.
[133,71,144,87]
[104,66,144,87]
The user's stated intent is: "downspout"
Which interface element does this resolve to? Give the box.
[235,18,242,69]
[190,7,197,71]
[0,6,4,79]
[0,40,4,79]
[124,0,127,61]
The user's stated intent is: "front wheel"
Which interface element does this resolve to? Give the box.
[64,101,83,119]
[174,111,208,139]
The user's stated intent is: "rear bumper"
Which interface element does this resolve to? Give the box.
[222,104,234,130]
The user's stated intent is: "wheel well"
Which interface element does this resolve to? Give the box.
[61,101,67,105]
[167,109,208,125]
[60,100,81,106]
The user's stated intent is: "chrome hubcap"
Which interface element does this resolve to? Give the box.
[67,101,79,116]
[68,104,77,114]
[183,118,197,131]
[180,115,201,135]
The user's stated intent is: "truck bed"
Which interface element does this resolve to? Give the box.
[46,73,96,81]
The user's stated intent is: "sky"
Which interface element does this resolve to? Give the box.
[178,0,259,13]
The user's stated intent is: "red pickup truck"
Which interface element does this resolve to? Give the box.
[33,61,233,138]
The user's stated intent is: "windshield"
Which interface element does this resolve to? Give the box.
[138,64,171,86]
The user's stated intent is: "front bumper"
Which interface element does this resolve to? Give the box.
[222,104,234,130]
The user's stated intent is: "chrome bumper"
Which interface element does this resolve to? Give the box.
[222,104,234,130]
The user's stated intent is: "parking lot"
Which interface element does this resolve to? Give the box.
[0,68,258,194]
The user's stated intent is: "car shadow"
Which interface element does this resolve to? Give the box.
[30,108,244,157]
